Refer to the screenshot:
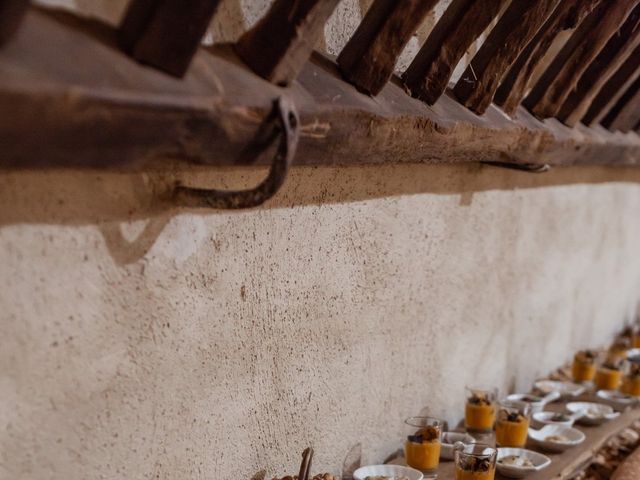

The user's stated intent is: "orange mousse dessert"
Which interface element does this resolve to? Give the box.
[572,350,597,382]
[621,363,640,396]
[465,388,497,433]
[404,417,441,473]
[454,444,496,480]
[609,339,630,362]
[495,403,530,448]
[595,359,623,391]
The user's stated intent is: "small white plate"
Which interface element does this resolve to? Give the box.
[440,432,475,460]
[353,465,423,480]
[497,448,551,478]
[533,380,585,398]
[566,401,619,425]
[596,390,638,410]
[532,411,575,428]
[528,424,585,452]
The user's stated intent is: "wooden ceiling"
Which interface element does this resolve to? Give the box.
[0,0,639,172]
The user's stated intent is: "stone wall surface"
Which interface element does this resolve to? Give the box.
[3,1,640,479]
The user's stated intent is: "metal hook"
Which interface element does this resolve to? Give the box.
[481,160,551,173]
[173,96,299,209]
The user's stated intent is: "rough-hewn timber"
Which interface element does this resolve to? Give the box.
[402,0,509,105]
[494,0,602,116]
[602,75,640,132]
[235,0,341,86]
[337,0,439,96]
[525,0,640,119]
[119,0,222,77]
[557,4,640,127]
[0,0,29,47]
[1,7,639,171]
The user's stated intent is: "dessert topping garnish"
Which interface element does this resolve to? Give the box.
[498,455,533,468]
[458,454,493,472]
[468,393,492,406]
[408,425,439,443]
[498,409,525,423]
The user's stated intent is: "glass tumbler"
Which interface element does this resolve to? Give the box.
[454,443,497,480]
[404,416,442,474]
[464,386,497,433]
[495,400,530,448]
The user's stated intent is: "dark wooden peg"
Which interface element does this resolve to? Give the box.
[235,0,341,87]
[119,0,222,78]
[0,0,30,47]
[338,0,439,96]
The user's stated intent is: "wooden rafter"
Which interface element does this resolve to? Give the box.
[494,0,602,116]
[119,0,222,77]
[402,0,509,105]
[1,7,639,172]
[453,0,561,115]
[557,4,640,127]
[524,0,640,119]
[0,0,28,46]
[235,0,341,86]
[583,44,640,126]
[337,0,439,96]
[603,75,640,132]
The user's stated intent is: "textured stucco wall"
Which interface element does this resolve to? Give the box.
[3,1,640,479]
[2,165,640,480]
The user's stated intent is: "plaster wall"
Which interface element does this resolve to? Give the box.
[3,2,640,479]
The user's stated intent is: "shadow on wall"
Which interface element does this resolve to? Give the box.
[1,163,640,263]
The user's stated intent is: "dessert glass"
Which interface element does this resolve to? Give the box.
[595,357,623,391]
[621,363,640,396]
[572,350,596,382]
[464,386,497,433]
[404,416,442,474]
[454,443,497,480]
[495,400,531,448]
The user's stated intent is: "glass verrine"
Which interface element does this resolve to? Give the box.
[404,416,442,473]
[595,355,623,391]
[572,350,597,382]
[464,386,497,433]
[495,400,530,448]
[454,443,497,480]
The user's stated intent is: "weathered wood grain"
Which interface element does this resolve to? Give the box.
[337,0,439,96]
[557,4,640,127]
[119,0,222,77]
[583,44,640,126]
[602,75,640,132]
[453,0,561,115]
[235,0,340,86]
[524,0,640,119]
[402,0,509,105]
[494,0,602,116]
[1,7,640,171]
[0,0,29,47]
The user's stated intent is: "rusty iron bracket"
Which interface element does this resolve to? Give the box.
[481,160,551,173]
[173,96,299,209]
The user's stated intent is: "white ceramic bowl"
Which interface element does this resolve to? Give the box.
[532,411,575,428]
[440,432,475,460]
[596,390,638,410]
[566,401,619,425]
[533,380,586,398]
[528,424,585,453]
[506,394,545,414]
[353,465,423,480]
[496,448,551,478]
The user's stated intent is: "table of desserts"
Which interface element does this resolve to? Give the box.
[389,394,640,479]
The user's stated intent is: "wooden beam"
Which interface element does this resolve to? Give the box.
[494,0,602,116]
[524,0,640,119]
[0,0,29,47]
[583,45,640,126]
[235,0,341,86]
[453,0,561,115]
[557,4,640,127]
[119,0,222,77]
[337,0,439,96]
[1,7,640,171]
[602,75,640,132]
[402,0,509,105]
